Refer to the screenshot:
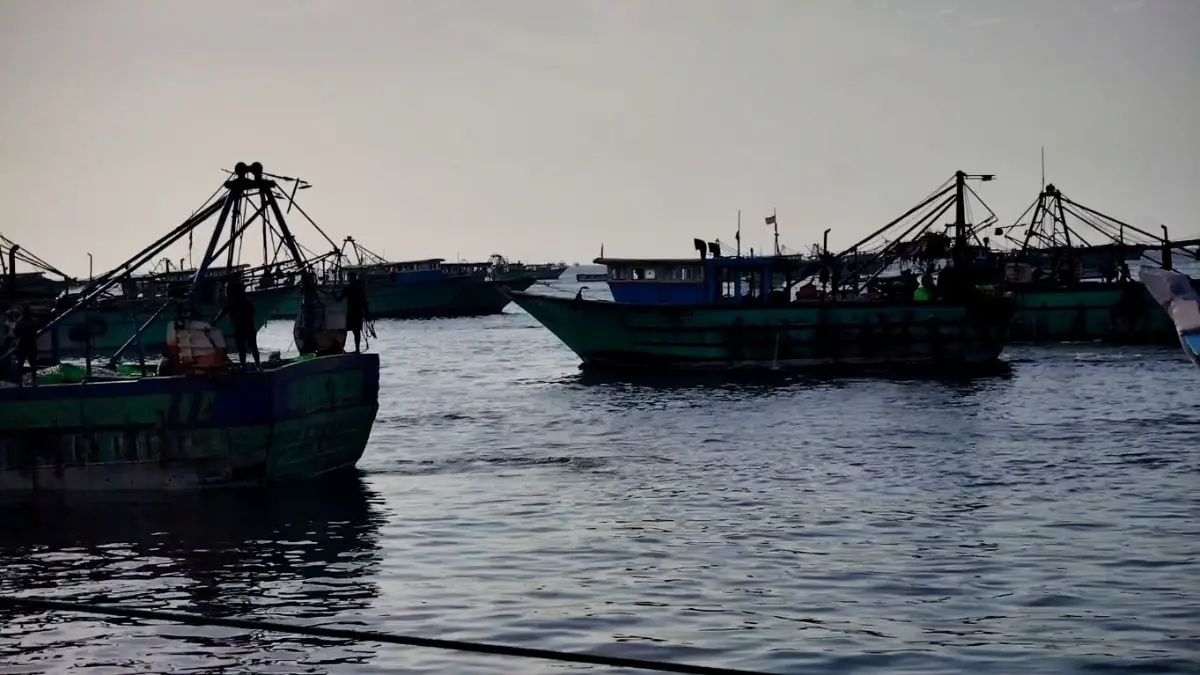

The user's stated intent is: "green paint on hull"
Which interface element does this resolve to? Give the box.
[46,286,293,358]
[510,291,1013,371]
[0,353,380,492]
[1010,283,1175,344]
[267,279,465,320]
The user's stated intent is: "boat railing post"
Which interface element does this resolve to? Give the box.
[1161,225,1173,271]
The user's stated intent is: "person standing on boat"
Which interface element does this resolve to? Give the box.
[216,279,260,369]
[13,305,40,385]
[340,272,370,353]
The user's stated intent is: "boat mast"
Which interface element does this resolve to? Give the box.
[952,170,996,269]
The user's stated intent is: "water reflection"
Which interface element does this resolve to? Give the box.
[0,474,387,673]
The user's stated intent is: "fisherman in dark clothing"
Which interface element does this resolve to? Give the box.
[215,279,259,368]
[340,272,370,353]
[13,306,40,385]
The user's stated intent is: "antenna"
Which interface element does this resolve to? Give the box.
[1041,147,1046,190]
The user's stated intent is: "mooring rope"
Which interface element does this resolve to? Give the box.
[0,596,780,675]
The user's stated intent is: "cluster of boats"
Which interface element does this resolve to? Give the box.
[0,162,564,493]
[2,163,1197,495]
[509,170,1200,372]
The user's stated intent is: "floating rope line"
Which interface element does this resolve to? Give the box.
[0,596,779,675]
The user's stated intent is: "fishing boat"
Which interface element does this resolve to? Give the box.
[0,162,381,492]
[508,171,1015,372]
[267,241,535,320]
[990,183,1200,345]
[489,256,567,282]
[1138,266,1200,367]
[443,257,537,316]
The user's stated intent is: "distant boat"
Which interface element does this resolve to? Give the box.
[1138,265,1200,367]
[265,243,536,321]
[490,256,567,282]
[575,273,607,282]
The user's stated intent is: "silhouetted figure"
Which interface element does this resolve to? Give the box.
[13,306,40,386]
[216,280,259,368]
[340,272,369,353]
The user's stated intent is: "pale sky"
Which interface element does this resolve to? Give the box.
[2,0,1197,275]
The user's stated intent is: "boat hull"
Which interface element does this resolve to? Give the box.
[1009,282,1179,345]
[0,352,380,492]
[444,277,536,317]
[1138,266,1200,368]
[508,291,1013,371]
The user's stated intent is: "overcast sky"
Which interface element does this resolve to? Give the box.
[1,0,1196,274]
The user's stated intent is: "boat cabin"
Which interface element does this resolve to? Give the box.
[340,258,445,283]
[441,261,491,279]
[597,251,821,306]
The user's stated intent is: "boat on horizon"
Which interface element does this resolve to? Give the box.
[265,241,537,321]
[508,170,1015,373]
[0,161,381,492]
[490,256,567,282]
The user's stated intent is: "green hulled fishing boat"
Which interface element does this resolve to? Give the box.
[267,241,534,320]
[0,161,381,492]
[510,171,1014,372]
[991,183,1199,344]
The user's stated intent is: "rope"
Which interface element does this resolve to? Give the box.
[0,596,778,675]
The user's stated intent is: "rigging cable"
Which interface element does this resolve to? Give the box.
[0,596,780,675]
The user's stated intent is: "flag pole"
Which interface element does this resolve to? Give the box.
[773,208,779,255]
[736,210,742,258]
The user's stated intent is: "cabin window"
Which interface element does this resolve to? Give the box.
[632,268,646,280]
[671,266,697,281]
[610,267,627,281]
[644,268,657,280]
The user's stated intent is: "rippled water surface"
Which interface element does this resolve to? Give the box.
[2,282,1198,674]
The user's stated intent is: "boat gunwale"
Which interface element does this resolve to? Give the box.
[506,289,1013,313]
[0,352,380,402]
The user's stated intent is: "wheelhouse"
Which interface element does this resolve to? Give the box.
[597,251,820,306]
[340,258,445,283]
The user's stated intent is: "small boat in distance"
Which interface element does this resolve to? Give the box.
[576,272,607,282]
[266,243,536,320]
[490,256,567,282]
[1138,265,1200,367]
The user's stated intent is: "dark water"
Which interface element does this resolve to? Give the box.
[2,282,1198,674]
